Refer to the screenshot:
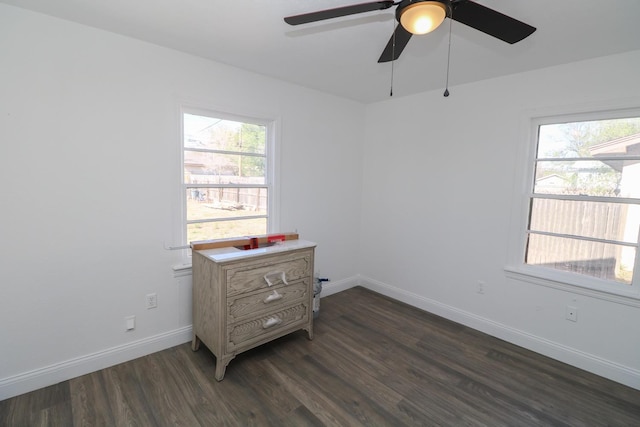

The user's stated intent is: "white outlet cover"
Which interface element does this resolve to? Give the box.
[146,293,158,309]
[125,315,135,330]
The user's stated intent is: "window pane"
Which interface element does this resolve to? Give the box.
[187,218,267,243]
[526,233,634,285]
[185,150,265,184]
[184,114,265,154]
[538,118,640,158]
[529,199,638,244]
[183,110,272,243]
[186,188,268,221]
[534,160,626,197]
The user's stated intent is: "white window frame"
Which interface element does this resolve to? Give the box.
[179,105,279,248]
[506,105,640,304]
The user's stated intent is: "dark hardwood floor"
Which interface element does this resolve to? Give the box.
[2,286,639,426]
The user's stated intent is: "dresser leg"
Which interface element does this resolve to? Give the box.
[304,324,314,340]
[215,354,236,381]
[214,363,226,381]
[191,335,201,351]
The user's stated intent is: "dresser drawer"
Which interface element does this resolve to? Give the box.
[227,302,309,351]
[228,280,309,321]
[225,251,312,297]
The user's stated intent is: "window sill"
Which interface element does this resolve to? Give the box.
[504,265,640,307]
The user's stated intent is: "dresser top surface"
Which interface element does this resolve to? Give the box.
[195,239,316,263]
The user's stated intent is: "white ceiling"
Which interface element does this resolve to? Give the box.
[3,0,640,103]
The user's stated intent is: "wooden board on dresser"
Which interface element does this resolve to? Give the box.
[191,241,316,380]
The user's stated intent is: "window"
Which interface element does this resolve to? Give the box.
[521,111,640,296]
[182,109,274,244]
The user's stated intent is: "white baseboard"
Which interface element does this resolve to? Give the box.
[0,326,192,401]
[359,275,640,391]
[320,275,359,297]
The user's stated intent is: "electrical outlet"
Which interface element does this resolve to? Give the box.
[146,293,158,309]
[477,281,485,294]
[565,305,578,322]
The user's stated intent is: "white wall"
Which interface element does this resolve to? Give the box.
[361,49,640,389]
[0,4,363,399]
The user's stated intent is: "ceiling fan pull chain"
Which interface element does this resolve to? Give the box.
[443,8,453,97]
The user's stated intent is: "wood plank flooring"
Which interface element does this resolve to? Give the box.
[2,286,639,426]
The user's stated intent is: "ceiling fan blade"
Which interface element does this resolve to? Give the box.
[378,24,412,62]
[284,1,395,26]
[452,0,535,44]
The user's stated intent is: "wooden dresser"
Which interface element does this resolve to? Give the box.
[191,238,316,380]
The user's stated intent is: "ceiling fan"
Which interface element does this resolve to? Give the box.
[284,0,536,63]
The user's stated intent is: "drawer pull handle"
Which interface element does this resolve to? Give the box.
[263,271,288,287]
[263,290,283,303]
[262,316,282,329]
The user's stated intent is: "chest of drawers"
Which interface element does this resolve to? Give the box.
[191,240,315,380]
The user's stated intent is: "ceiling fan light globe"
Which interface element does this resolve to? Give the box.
[400,1,447,35]
[412,16,438,34]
